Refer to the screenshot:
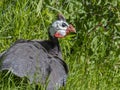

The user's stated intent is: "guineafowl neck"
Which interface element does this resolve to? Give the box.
[48,34,62,56]
[49,35,60,49]
[47,30,62,58]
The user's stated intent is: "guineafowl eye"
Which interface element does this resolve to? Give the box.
[62,23,67,27]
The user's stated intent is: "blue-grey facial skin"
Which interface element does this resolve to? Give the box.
[49,20,69,37]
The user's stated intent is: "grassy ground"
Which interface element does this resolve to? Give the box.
[0,0,120,90]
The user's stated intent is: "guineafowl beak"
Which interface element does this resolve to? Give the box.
[66,24,76,34]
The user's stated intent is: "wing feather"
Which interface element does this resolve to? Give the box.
[0,40,68,89]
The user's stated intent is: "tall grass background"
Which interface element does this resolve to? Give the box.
[0,0,120,90]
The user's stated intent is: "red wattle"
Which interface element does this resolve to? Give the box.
[54,32,64,38]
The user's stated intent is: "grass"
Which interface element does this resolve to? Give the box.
[0,0,120,90]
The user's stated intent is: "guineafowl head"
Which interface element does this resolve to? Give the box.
[49,14,76,38]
